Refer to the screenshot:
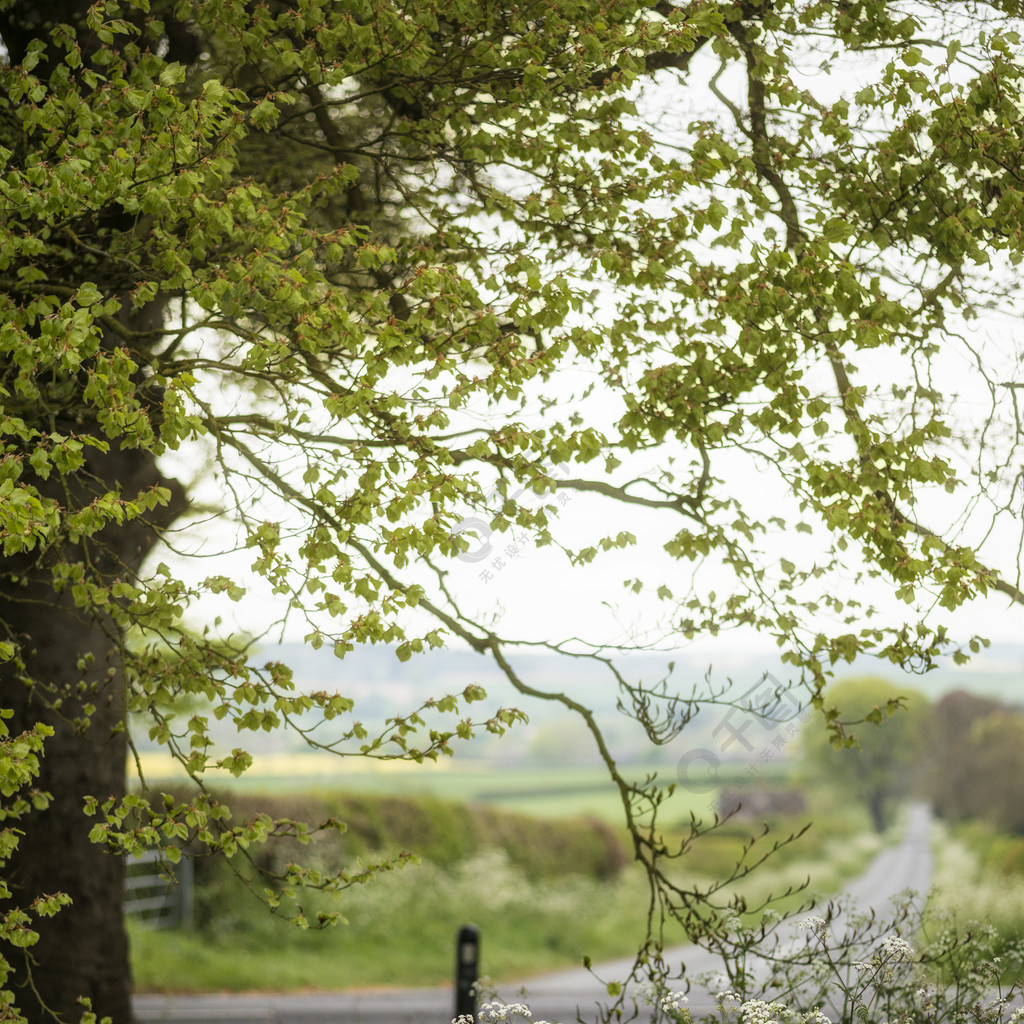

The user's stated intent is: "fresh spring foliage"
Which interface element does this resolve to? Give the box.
[0,717,67,981]
[3,0,1024,1019]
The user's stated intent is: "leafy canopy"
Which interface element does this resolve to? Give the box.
[2,0,1024,1007]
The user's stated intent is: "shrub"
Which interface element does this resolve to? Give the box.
[172,787,629,931]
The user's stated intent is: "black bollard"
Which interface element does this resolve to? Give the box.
[454,923,480,1021]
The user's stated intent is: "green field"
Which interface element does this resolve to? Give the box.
[127,763,882,994]
[132,751,792,824]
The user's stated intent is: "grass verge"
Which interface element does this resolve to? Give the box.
[928,819,1024,942]
[130,794,886,993]
[131,850,651,992]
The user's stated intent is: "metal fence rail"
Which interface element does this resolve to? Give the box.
[125,849,193,929]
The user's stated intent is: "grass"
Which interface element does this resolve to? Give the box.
[928,819,1024,942]
[130,788,884,993]
[131,850,652,992]
[911,818,1024,987]
[649,797,886,942]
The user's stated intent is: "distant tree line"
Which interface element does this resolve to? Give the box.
[923,690,1024,834]
[800,678,1024,836]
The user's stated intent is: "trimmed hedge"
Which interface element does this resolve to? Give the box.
[190,788,629,882]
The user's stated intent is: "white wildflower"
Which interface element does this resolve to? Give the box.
[478,1003,533,1023]
[661,991,690,1014]
[881,935,915,963]
[634,980,658,1006]
[740,999,786,1024]
[707,972,733,998]
[798,916,828,934]
[801,1010,831,1024]
[1009,1008,1024,1024]
[794,917,827,937]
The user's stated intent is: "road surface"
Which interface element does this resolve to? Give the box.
[134,804,933,1024]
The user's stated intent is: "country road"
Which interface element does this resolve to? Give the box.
[134,804,933,1024]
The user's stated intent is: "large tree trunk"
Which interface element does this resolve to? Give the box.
[0,246,184,1021]
[2,590,135,1023]
[0,2,196,1014]
[1,438,183,1024]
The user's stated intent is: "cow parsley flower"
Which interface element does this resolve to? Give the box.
[739,998,786,1024]
[801,1010,831,1024]
[634,980,658,1006]
[881,935,915,963]
[798,916,828,934]
[661,991,689,1016]
[706,972,737,1000]
[479,1003,532,1023]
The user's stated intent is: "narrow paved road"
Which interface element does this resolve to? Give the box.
[134,804,933,1024]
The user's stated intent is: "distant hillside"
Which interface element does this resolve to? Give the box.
[247,639,1024,759]
[134,639,1024,769]
[263,638,1024,703]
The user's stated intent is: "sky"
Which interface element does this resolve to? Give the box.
[156,368,1024,666]
[150,12,1024,669]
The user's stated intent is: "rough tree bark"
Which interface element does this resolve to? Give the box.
[2,577,136,1023]
[0,306,183,1022]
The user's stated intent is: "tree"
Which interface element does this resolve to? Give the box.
[2,0,1024,1020]
[922,689,1005,823]
[924,690,1024,831]
[964,711,1024,833]
[799,677,928,832]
